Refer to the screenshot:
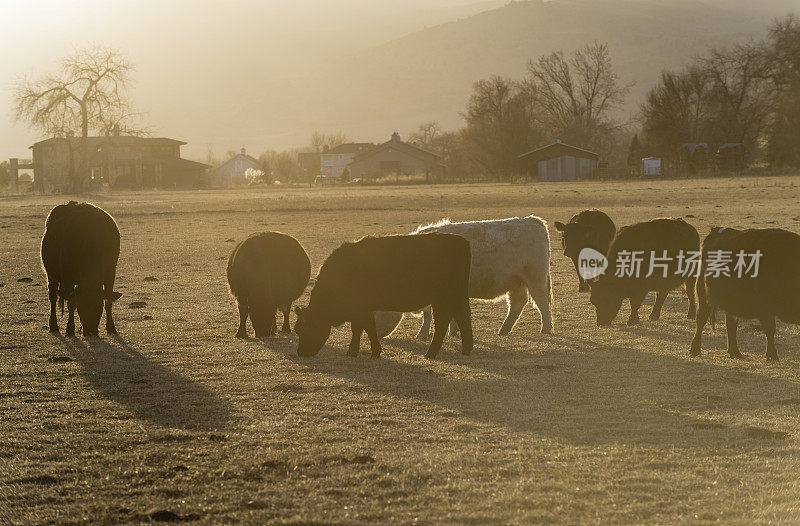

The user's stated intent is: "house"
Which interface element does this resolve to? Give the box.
[30,135,209,191]
[212,148,264,186]
[518,140,599,181]
[320,143,374,180]
[346,133,445,181]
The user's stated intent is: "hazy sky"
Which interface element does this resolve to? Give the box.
[2,0,501,160]
[2,0,794,162]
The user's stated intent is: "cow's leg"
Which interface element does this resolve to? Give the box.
[689,301,710,356]
[649,289,668,320]
[235,300,248,338]
[348,321,363,357]
[725,312,742,359]
[268,306,278,336]
[425,304,452,359]
[280,303,292,334]
[684,278,697,319]
[453,298,473,355]
[416,307,433,340]
[102,260,119,334]
[65,298,77,337]
[524,272,553,334]
[363,314,382,359]
[573,259,589,292]
[627,290,647,325]
[498,282,527,335]
[760,315,778,361]
[47,279,59,333]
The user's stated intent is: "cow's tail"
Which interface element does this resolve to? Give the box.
[58,297,64,318]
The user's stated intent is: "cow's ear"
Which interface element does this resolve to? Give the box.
[103,291,122,302]
[554,221,566,231]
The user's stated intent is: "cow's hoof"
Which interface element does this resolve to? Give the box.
[648,313,660,321]
[766,354,778,362]
[541,327,553,335]
[235,331,247,339]
[370,352,381,359]
[627,318,640,326]
[424,351,439,360]
[49,326,59,333]
[728,350,743,359]
[106,327,118,335]
[65,329,75,337]
[347,348,359,357]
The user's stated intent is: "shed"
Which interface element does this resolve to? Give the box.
[518,140,599,181]
[642,157,662,176]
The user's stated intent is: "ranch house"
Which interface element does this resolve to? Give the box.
[212,148,264,186]
[30,135,209,191]
[518,140,599,181]
[346,133,446,181]
[320,142,375,180]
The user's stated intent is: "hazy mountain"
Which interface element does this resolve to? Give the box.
[285,0,790,144]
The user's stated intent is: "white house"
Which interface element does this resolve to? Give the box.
[320,143,374,179]
[212,148,263,186]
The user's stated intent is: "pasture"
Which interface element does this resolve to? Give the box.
[2,176,800,523]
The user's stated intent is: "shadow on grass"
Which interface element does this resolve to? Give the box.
[55,334,230,431]
[274,330,799,450]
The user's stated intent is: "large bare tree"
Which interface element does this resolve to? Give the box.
[524,42,630,150]
[14,46,143,192]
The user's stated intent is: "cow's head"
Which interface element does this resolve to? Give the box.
[67,286,121,336]
[588,279,622,326]
[554,221,599,261]
[294,306,331,357]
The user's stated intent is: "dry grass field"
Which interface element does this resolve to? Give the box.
[2,176,800,524]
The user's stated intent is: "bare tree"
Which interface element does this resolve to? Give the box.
[309,131,350,153]
[524,42,630,149]
[13,46,145,192]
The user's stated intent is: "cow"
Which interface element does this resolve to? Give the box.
[294,233,472,359]
[554,210,616,292]
[41,201,122,337]
[227,232,311,338]
[690,227,800,361]
[374,215,553,339]
[589,218,699,326]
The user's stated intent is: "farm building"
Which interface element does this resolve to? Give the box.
[346,133,446,181]
[642,157,662,176]
[212,148,263,186]
[679,143,708,173]
[320,143,375,180]
[518,140,599,181]
[30,135,209,191]
[715,143,747,171]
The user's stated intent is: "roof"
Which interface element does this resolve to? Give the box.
[324,143,375,155]
[30,136,186,149]
[349,134,444,167]
[215,152,262,171]
[164,157,210,171]
[518,140,599,162]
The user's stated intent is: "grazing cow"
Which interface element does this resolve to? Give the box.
[41,201,122,337]
[374,215,553,339]
[554,210,616,292]
[590,218,699,325]
[227,232,311,338]
[295,233,472,359]
[691,227,800,361]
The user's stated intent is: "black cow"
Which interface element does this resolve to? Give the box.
[41,202,122,337]
[227,232,311,338]
[294,233,472,359]
[590,218,699,325]
[554,210,616,292]
[691,227,800,361]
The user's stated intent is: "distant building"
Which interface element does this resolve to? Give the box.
[715,143,747,172]
[518,140,599,181]
[346,133,445,181]
[320,143,374,179]
[679,143,709,173]
[212,148,263,186]
[642,157,662,176]
[30,135,209,191]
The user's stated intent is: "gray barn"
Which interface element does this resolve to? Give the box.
[518,140,599,181]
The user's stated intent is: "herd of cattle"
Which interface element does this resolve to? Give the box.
[41,201,800,361]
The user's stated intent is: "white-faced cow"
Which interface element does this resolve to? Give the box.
[691,227,800,361]
[41,201,122,337]
[227,232,311,338]
[295,233,472,359]
[374,215,553,339]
